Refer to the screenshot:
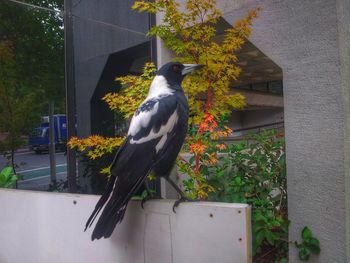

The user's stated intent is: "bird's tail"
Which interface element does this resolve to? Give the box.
[89,171,147,241]
[90,194,128,241]
[84,175,116,232]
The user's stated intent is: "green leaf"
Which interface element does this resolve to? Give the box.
[279,258,288,263]
[217,170,226,178]
[253,211,266,223]
[234,176,241,185]
[141,189,149,199]
[299,247,311,261]
[295,241,303,249]
[1,167,13,177]
[302,227,312,242]
[253,230,265,255]
[265,231,278,245]
[307,237,321,254]
[189,155,195,164]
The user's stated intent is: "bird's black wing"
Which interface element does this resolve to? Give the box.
[86,94,180,240]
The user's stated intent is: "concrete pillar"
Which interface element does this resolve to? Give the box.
[221,0,350,261]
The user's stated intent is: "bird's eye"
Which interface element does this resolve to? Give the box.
[172,65,181,73]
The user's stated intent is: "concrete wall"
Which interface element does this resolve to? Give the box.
[219,0,349,261]
[0,189,252,263]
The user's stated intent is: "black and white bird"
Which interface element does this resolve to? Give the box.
[85,62,203,241]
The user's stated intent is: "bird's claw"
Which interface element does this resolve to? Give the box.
[141,194,158,209]
[172,196,196,213]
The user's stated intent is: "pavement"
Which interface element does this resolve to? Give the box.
[0,150,67,191]
[15,147,32,153]
[18,172,67,191]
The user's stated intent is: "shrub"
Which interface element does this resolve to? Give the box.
[179,130,288,261]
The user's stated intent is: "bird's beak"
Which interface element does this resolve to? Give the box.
[182,64,204,76]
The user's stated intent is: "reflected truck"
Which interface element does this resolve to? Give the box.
[28,115,67,154]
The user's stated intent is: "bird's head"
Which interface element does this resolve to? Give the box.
[156,62,203,86]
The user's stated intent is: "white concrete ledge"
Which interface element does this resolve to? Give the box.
[0,189,252,263]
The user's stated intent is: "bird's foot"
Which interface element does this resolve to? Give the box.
[141,194,158,209]
[172,196,197,213]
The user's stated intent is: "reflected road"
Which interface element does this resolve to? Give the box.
[0,150,67,191]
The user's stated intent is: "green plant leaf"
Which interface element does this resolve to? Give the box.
[0,166,17,188]
[234,176,241,185]
[253,230,265,255]
[1,167,13,177]
[307,237,321,254]
[294,241,302,249]
[279,258,288,263]
[299,247,311,261]
[302,226,312,242]
[266,230,278,245]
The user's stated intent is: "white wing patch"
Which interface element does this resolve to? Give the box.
[128,102,159,136]
[128,75,174,137]
[130,110,178,145]
[156,135,167,153]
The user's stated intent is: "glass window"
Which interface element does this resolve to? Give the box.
[252,82,268,92]
[269,80,283,94]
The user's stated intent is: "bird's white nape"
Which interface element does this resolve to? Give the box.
[148,75,174,98]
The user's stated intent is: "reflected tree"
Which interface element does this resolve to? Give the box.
[0,0,64,173]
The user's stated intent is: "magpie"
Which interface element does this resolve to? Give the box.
[85,62,203,240]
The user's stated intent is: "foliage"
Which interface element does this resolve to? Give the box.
[0,0,65,107]
[132,0,259,124]
[295,227,321,261]
[0,0,65,169]
[68,136,122,193]
[0,166,18,188]
[182,130,288,261]
[68,135,124,160]
[103,63,157,118]
[79,153,115,194]
[177,114,234,199]
[0,42,41,172]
